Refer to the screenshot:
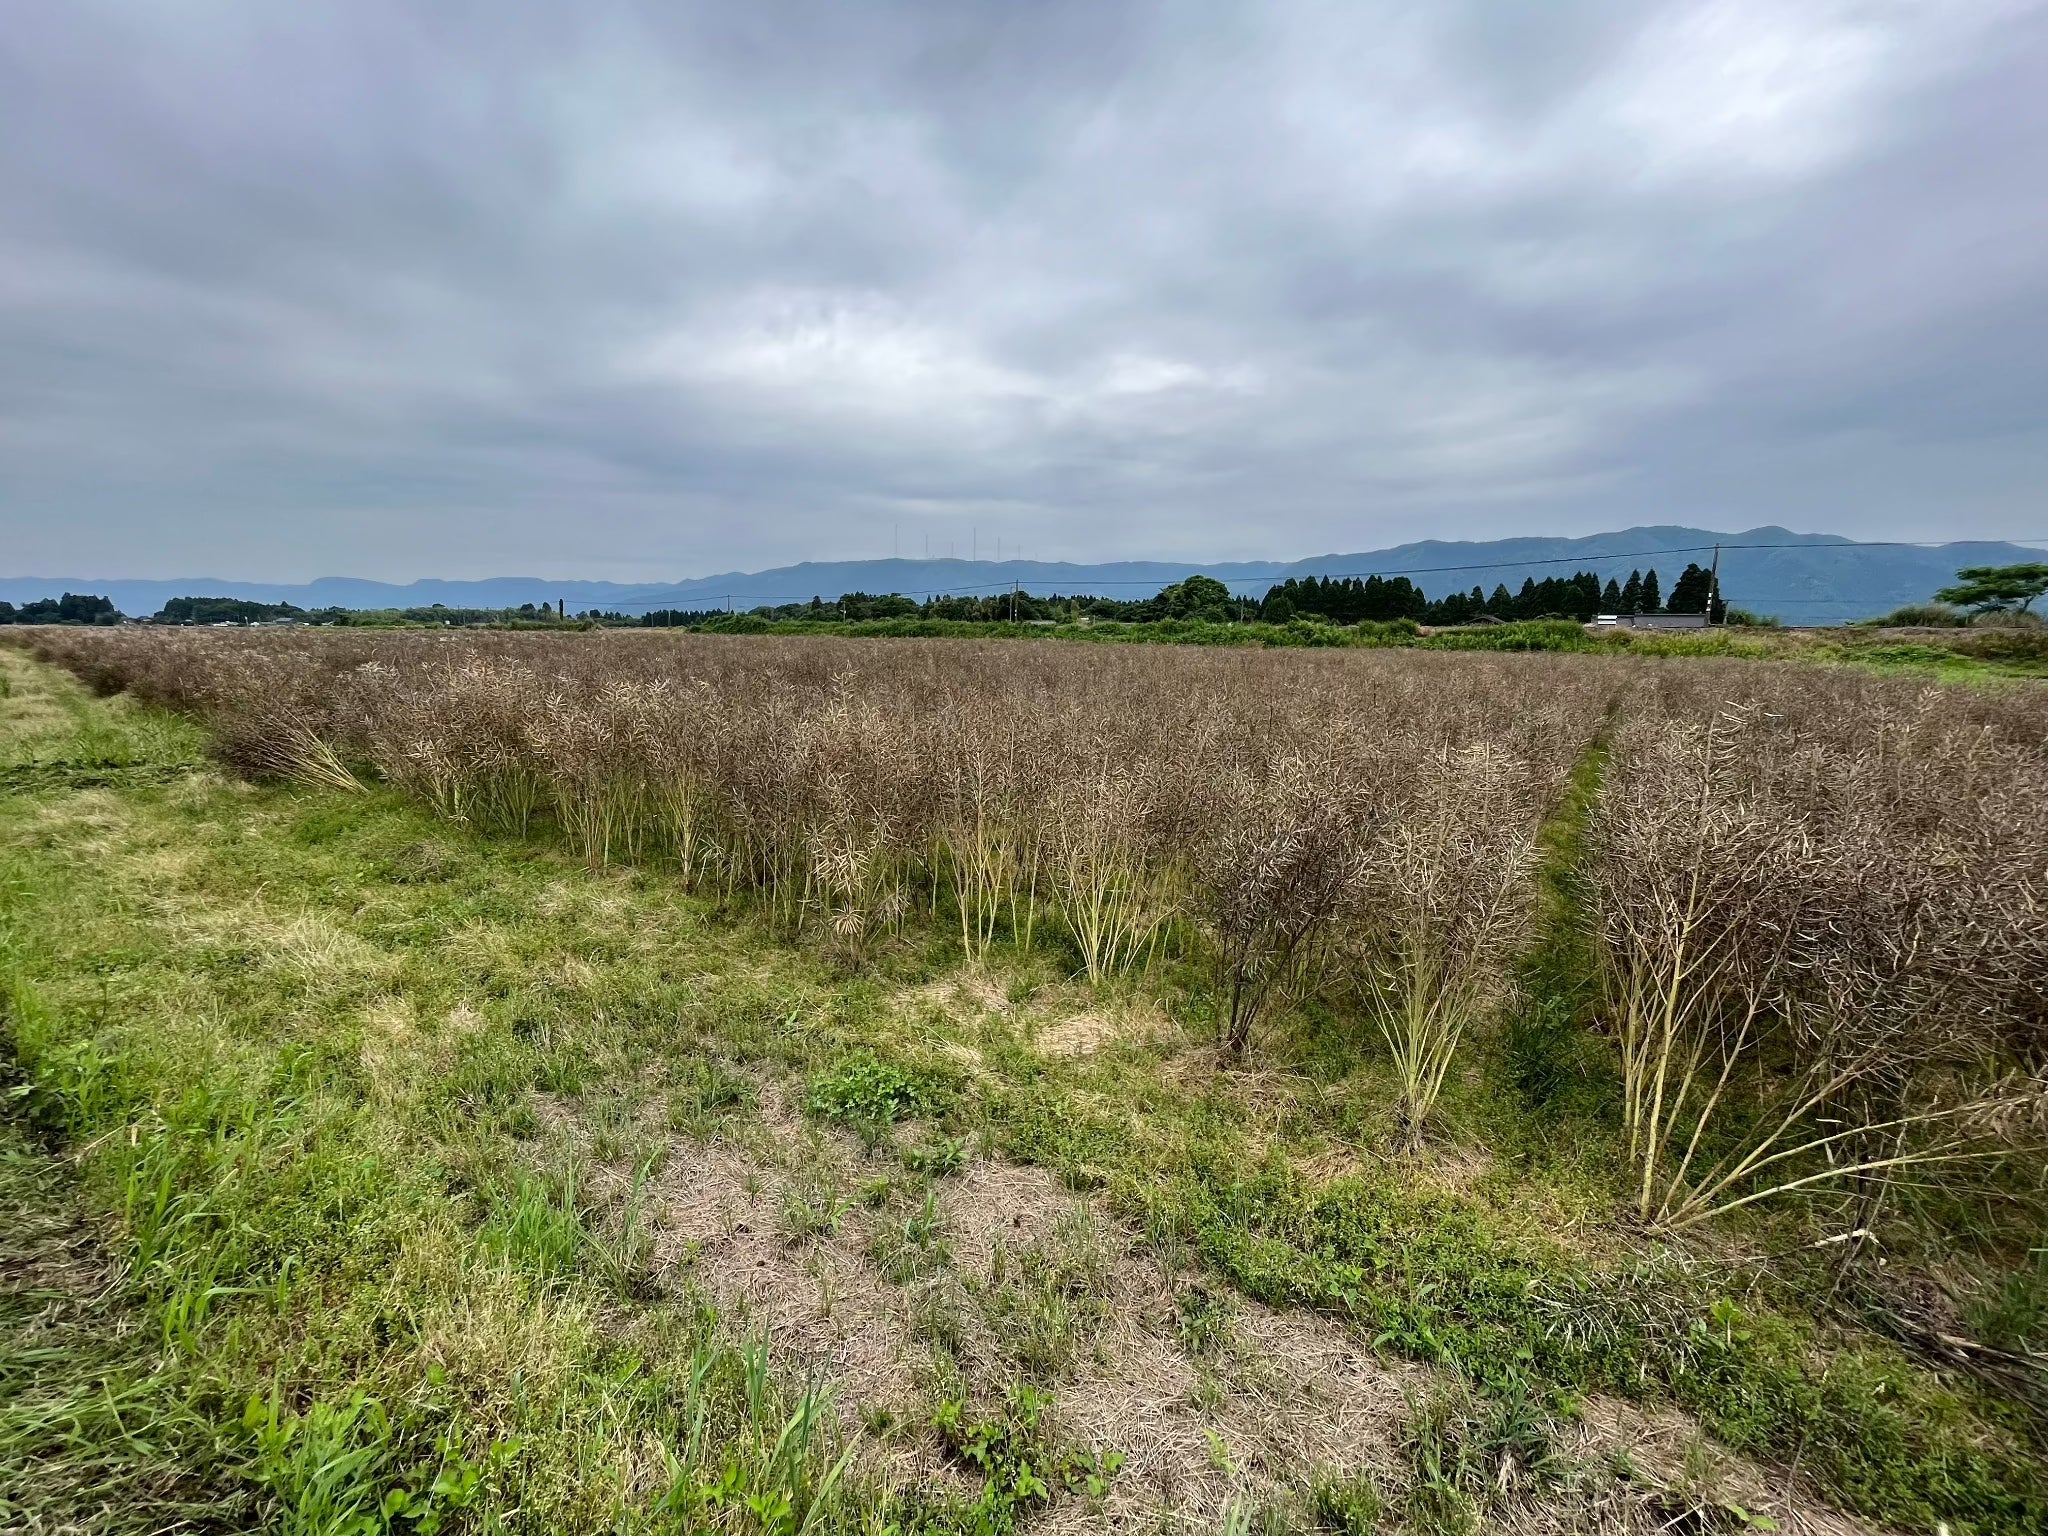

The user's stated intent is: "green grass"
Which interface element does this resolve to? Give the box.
[0,1117,242,1532]
[1,644,2044,1533]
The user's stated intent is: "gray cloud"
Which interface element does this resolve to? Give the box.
[3,0,2044,579]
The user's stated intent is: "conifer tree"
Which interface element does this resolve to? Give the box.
[1602,577,1622,610]
[1620,570,1643,613]
[1666,562,1723,617]
[1640,568,1661,612]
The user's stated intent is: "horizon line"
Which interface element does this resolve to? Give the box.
[9,525,2048,596]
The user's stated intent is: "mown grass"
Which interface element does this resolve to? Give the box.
[2,644,2044,1533]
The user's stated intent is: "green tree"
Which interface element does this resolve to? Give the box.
[1935,563,2048,615]
[1155,574,1233,620]
[157,596,305,624]
[2,593,120,625]
[1666,563,1711,615]
[1619,570,1643,614]
[1601,577,1622,611]
[1639,568,1661,612]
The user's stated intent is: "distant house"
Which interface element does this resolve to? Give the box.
[1592,612,1711,630]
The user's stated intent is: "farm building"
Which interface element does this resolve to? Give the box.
[1591,612,1711,630]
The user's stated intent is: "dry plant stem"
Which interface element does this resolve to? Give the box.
[1051,774,1168,983]
[1662,1100,2020,1229]
[1594,684,2048,1231]
[245,717,366,793]
[1372,952,1469,1140]
[1667,1148,2012,1231]
[1353,742,1540,1136]
[292,732,364,792]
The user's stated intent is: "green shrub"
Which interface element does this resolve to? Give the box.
[1421,620,1595,654]
[1954,626,2048,664]
[1876,603,1968,627]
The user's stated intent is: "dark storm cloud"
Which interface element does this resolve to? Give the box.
[3,0,2044,579]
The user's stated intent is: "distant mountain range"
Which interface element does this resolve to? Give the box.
[7,526,2043,625]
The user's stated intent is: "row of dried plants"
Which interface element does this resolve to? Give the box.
[20,631,1602,1115]
[1589,673,2048,1230]
[20,628,2048,1199]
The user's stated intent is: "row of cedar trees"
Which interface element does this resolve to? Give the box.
[641,563,1726,628]
[15,626,2045,1244]
[1259,562,1725,626]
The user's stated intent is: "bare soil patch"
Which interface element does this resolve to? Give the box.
[623,1098,1421,1526]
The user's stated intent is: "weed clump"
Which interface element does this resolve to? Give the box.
[803,1052,953,1139]
[666,1056,756,1138]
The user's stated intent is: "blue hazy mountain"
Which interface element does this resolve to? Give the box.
[7,525,2042,624]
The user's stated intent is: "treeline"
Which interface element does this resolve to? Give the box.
[711,574,1251,626]
[1261,562,1724,625]
[0,594,571,628]
[155,597,595,627]
[0,593,119,625]
[686,564,1728,630]
[0,563,1727,632]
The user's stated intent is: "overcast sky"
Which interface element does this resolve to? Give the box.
[4,1,2046,580]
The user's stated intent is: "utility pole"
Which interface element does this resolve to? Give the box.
[1709,543,1723,625]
